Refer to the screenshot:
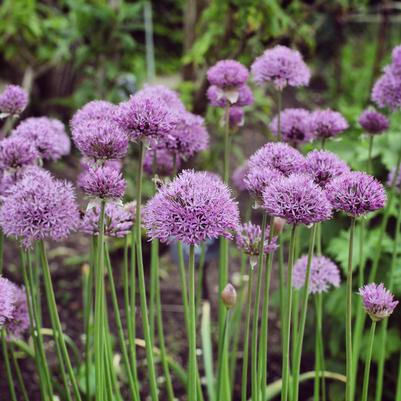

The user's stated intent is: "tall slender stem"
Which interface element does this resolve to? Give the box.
[2,329,18,401]
[367,135,374,175]
[277,90,282,142]
[361,320,377,401]
[9,341,30,401]
[281,224,298,401]
[149,239,158,342]
[217,310,231,401]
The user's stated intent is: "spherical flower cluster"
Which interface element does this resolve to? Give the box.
[303,150,350,189]
[326,172,386,217]
[358,109,389,134]
[207,84,254,107]
[72,118,129,160]
[81,202,134,237]
[0,85,28,116]
[12,117,70,160]
[5,285,29,339]
[78,164,126,199]
[232,162,250,192]
[292,255,341,294]
[207,60,249,89]
[117,92,178,141]
[140,85,185,111]
[144,147,181,176]
[372,69,401,110]
[0,135,38,170]
[390,45,401,76]
[0,167,80,247]
[235,222,278,256]
[143,170,240,245]
[358,283,398,321]
[0,277,17,326]
[269,108,311,145]
[70,100,118,130]
[229,107,244,128]
[262,174,332,225]
[244,167,283,198]
[251,45,311,90]
[309,109,348,140]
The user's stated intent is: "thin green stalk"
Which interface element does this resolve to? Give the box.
[395,350,401,401]
[367,135,374,175]
[321,138,326,149]
[251,213,268,401]
[136,140,159,401]
[278,233,285,346]
[149,239,158,342]
[361,320,377,401]
[196,242,206,316]
[314,294,327,401]
[2,328,18,401]
[9,341,30,401]
[281,224,297,401]
[291,290,299,372]
[241,258,256,401]
[223,102,231,183]
[346,218,356,401]
[218,309,231,401]
[292,224,318,401]
[277,90,282,142]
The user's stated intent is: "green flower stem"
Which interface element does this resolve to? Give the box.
[314,298,321,401]
[241,258,256,401]
[346,217,356,401]
[9,341,30,401]
[367,135,374,175]
[223,102,231,183]
[39,241,82,401]
[104,242,140,401]
[278,232,285,345]
[395,351,401,401]
[136,140,159,401]
[291,290,299,372]
[314,293,327,401]
[292,224,318,401]
[277,90,282,142]
[2,328,18,401]
[149,238,158,342]
[217,309,231,401]
[196,242,206,316]
[321,138,326,150]
[251,212,268,401]
[361,320,377,401]
[281,224,298,401]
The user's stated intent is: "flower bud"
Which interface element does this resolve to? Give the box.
[221,283,237,309]
[273,217,286,235]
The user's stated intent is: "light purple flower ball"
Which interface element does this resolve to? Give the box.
[229,107,245,128]
[303,150,350,189]
[81,202,134,237]
[0,135,38,170]
[390,45,401,76]
[232,162,250,192]
[326,172,386,217]
[143,170,240,245]
[78,165,126,199]
[269,108,311,145]
[244,167,283,198]
[207,60,249,89]
[5,285,29,339]
[358,109,389,134]
[292,255,340,294]
[251,45,311,90]
[207,84,254,107]
[235,222,278,256]
[358,283,398,321]
[0,277,17,327]
[144,147,181,176]
[0,168,80,248]
[372,71,401,110]
[0,85,28,116]
[262,174,332,225]
[309,109,348,140]
[140,85,185,111]
[12,117,71,160]
[70,100,118,130]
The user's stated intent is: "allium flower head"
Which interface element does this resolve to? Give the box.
[235,222,278,256]
[372,71,401,110]
[143,170,240,245]
[232,162,250,192]
[0,135,38,170]
[221,283,237,309]
[70,100,118,130]
[247,142,305,177]
[358,283,398,321]
[304,150,350,189]
[117,92,178,141]
[358,109,389,134]
[144,147,181,176]
[244,167,283,198]
[293,255,340,294]
[0,85,28,116]
[390,45,401,76]
[72,118,128,160]
[0,277,17,326]
[207,84,254,107]
[78,165,126,199]
[0,168,80,247]
[140,85,185,111]
[251,45,310,90]
[309,109,348,140]
[207,60,249,89]
[262,174,332,225]
[5,285,29,339]
[229,107,245,128]
[12,117,70,160]
[326,172,386,217]
[269,108,311,145]
[81,202,134,237]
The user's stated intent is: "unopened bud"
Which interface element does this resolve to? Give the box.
[221,283,237,309]
[273,217,286,235]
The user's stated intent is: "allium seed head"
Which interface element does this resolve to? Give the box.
[358,109,389,134]
[0,85,28,116]
[309,109,348,140]
[235,222,278,256]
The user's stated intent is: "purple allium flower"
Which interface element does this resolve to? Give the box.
[70,100,118,130]
[78,165,126,199]
[144,147,181,176]
[358,283,398,321]
[5,285,29,339]
[309,109,348,140]
[390,45,401,76]
[262,174,332,225]
[12,117,70,160]
[207,60,249,89]
[372,71,401,110]
[72,118,129,160]
[303,150,350,189]
[244,167,283,198]
[251,45,311,90]
[269,108,311,145]
[358,109,389,135]
[0,277,17,327]
[143,170,240,245]
[0,168,80,247]
[81,202,134,237]
[229,107,245,128]
[140,85,185,111]
[207,84,254,107]
[232,162,250,192]
[247,142,305,177]
[292,255,341,294]
[0,135,38,170]
[0,85,28,116]
[326,172,386,217]
[235,222,278,256]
